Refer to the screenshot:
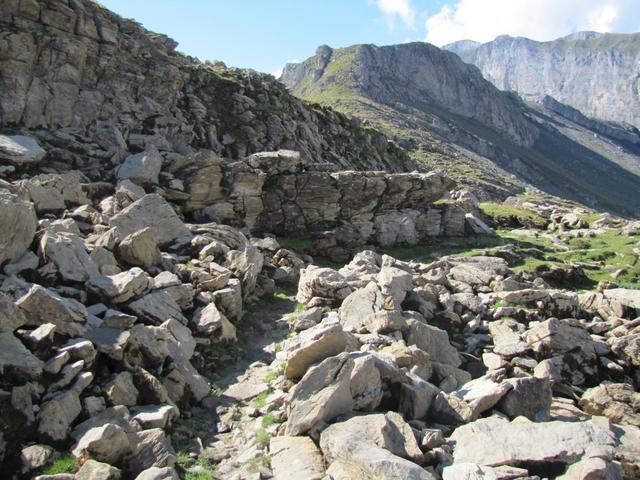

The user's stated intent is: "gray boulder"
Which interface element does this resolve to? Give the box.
[297,266,352,304]
[404,320,461,367]
[71,423,131,465]
[338,282,384,332]
[76,460,122,480]
[0,190,37,267]
[0,331,44,380]
[38,390,82,441]
[285,353,354,435]
[270,436,325,480]
[17,284,88,337]
[123,428,176,477]
[39,231,100,282]
[497,376,552,421]
[117,228,162,268]
[87,268,150,304]
[110,194,192,246]
[116,148,162,186]
[0,134,46,164]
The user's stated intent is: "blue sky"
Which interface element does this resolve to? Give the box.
[100,0,640,75]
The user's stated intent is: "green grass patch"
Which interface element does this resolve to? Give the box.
[253,391,270,409]
[255,428,270,446]
[261,412,281,428]
[479,203,547,228]
[277,236,314,253]
[262,370,279,384]
[42,454,77,475]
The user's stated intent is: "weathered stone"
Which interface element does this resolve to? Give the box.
[580,383,640,427]
[350,354,383,411]
[129,291,187,325]
[71,406,141,442]
[117,148,162,186]
[451,416,616,467]
[0,135,45,163]
[39,231,100,282]
[38,390,82,441]
[110,194,192,246]
[105,372,139,407]
[76,460,122,480]
[24,323,57,349]
[610,334,640,367]
[0,331,43,380]
[117,228,162,268]
[286,353,354,435]
[20,444,55,474]
[0,293,26,332]
[89,328,131,361]
[428,391,475,425]
[72,423,131,465]
[270,436,325,480]
[378,266,413,309]
[339,282,385,332]
[399,374,440,420]
[192,303,236,340]
[442,463,498,480]
[525,317,596,361]
[284,321,348,379]
[17,284,88,337]
[297,266,352,304]
[87,268,150,304]
[124,428,176,477]
[0,190,37,267]
[320,412,433,480]
[453,372,512,416]
[405,320,461,367]
[497,376,552,421]
[131,404,179,429]
[133,467,180,480]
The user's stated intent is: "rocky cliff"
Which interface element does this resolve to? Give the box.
[446,32,640,128]
[281,43,640,216]
[0,0,412,174]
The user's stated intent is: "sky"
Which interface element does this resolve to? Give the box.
[99,0,640,75]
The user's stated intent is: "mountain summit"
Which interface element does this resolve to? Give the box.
[446,31,640,128]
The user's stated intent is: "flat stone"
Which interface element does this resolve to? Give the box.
[130,404,179,429]
[17,284,88,337]
[0,135,46,164]
[270,436,325,480]
[0,331,44,380]
[87,268,150,304]
[223,382,269,402]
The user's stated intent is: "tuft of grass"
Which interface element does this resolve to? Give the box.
[261,412,280,428]
[42,454,77,475]
[255,428,270,446]
[253,391,270,409]
[479,202,547,228]
[277,237,314,253]
[262,370,279,383]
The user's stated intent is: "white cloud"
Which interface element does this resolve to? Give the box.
[425,0,640,46]
[375,0,416,29]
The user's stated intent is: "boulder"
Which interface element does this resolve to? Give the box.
[0,190,37,267]
[134,467,180,480]
[72,423,131,465]
[320,412,433,480]
[297,266,352,304]
[284,321,348,379]
[17,284,88,337]
[110,194,192,246]
[525,317,596,361]
[39,231,100,282]
[87,268,150,304]
[0,293,26,332]
[0,134,46,164]
[224,245,264,298]
[76,460,122,480]
[610,334,640,367]
[128,291,187,325]
[130,404,179,430]
[404,320,461,367]
[442,463,497,480]
[38,390,82,441]
[117,228,162,268]
[350,354,383,411]
[497,376,552,421]
[580,383,640,427]
[0,331,44,380]
[453,372,512,417]
[285,353,354,435]
[105,371,139,406]
[339,282,385,332]
[123,428,176,477]
[20,444,56,474]
[192,303,236,340]
[378,266,413,309]
[71,406,141,442]
[270,436,325,480]
[451,416,616,467]
[89,328,131,361]
[116,147,162,186]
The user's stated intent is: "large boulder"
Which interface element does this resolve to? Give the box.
[17,284,88,337]
[117,228,162,268]
[580,383,640,427]
[0,331,43,381]
[270,436,325,480]
[285,353,354,435]
[0,134,45,164]
[378,266,413,309]
[39,231,100,282]
[37,390,82,441]
[404,320,461,367]
[72,423,131,465]
[320,412,433,480]
[0,190,37,267]
[87,268,150,304]
[284,320,348,379]
[297,266,352,304]
[0,293,26,332]
[123,428,176,477]
[338,282,384,332]
[110,194,192,246]
[116,147,162,186]
[497,376,552,421]
[450,416,616,468]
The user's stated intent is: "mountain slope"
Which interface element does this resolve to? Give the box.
[446,32,640,128]
[281,43,640,216]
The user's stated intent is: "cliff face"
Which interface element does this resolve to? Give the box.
[0,0,412,174]
[446,32,640,127]
[281,42,640,216]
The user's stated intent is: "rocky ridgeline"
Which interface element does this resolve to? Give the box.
[0,0,412,174]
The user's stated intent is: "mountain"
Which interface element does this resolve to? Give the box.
[446,32,640,128]
[281,43,640,216]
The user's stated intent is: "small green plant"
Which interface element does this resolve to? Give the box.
[43,455,77,475]
[253,391,270,409]
[255,428,270,446]
[262,370,278,383]
[261,412,281,428]
[185,471,215,480]
[293,303,305,313]
[274,292,288,301]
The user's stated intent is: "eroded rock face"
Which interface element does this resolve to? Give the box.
[0,190,37,268]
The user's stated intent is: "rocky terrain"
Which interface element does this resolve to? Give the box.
[0,1,639,480]
[281,43,640,216]
[446,32,640,128]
